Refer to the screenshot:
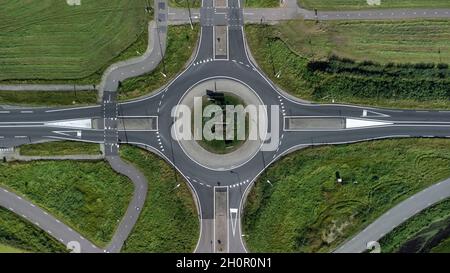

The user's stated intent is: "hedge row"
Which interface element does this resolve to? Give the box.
[307,56,450,79]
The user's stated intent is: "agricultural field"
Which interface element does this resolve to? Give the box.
[0,207,65,253]
[0,0,149,83]
[245,22,450,109]
[119,24,199,101]
[299,0,450,10]
[243,138,450,252]
[19,141,101,156]
[275,20,450,64]
[0,160,133,247]
[380,198,450,253]
[120,146,199,253]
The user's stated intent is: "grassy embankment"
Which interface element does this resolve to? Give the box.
[380,198,450,253]
[245,20,450,109]
[19,141,101,156]
[120,146,199,252]
[0,160,133,247]
[243,138,450,252]
[0,207,66,253]
[118,25,199,101]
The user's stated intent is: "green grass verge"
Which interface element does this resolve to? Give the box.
[0,91,97,106]
[169,0,202,8]
[243,138,450,252]
[0,160,133,247]
[299,0,450,10]
[0,207,66,253]
[379,198,450,253]
[0,0,150,83]
[120,145,199,252]
[19,141,101,156]
[245,23,450,110]
[245,0,280,8]
[118,24,199,101]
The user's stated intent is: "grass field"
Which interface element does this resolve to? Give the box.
[120,146,199,252]
[119,24,199,101]
[380,198,450,253]
[245,0,280,8]
[299,0,450,10]
[0,207,65,253]
[245,23,450,110]
[0,0,149,83]
[243,138,450,252]
[19,141,101,156]
[0,160,133,247]
[0,91,97,106]
[275,20,450,64]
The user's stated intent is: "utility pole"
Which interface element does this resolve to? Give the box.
[186,0,194,30]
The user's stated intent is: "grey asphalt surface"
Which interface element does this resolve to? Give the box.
[335,178,450,253]
[0,0,450,254]
[168,0,450,24]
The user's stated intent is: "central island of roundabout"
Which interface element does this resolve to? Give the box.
[172,77,267,171]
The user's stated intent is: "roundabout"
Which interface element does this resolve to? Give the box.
[172,77,267,171]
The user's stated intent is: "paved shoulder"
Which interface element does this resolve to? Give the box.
[335,178,450,253]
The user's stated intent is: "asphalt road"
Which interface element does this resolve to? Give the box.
[0,0,450,253]
[168,0,450,24]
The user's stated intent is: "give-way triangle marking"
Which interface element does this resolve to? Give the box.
[362,109,390,118]
[230,208,238,237]
[52,130,82,138]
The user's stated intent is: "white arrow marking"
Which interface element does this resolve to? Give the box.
[46,119,91,129]
[230,208,238,237]
[346,118,393,129]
